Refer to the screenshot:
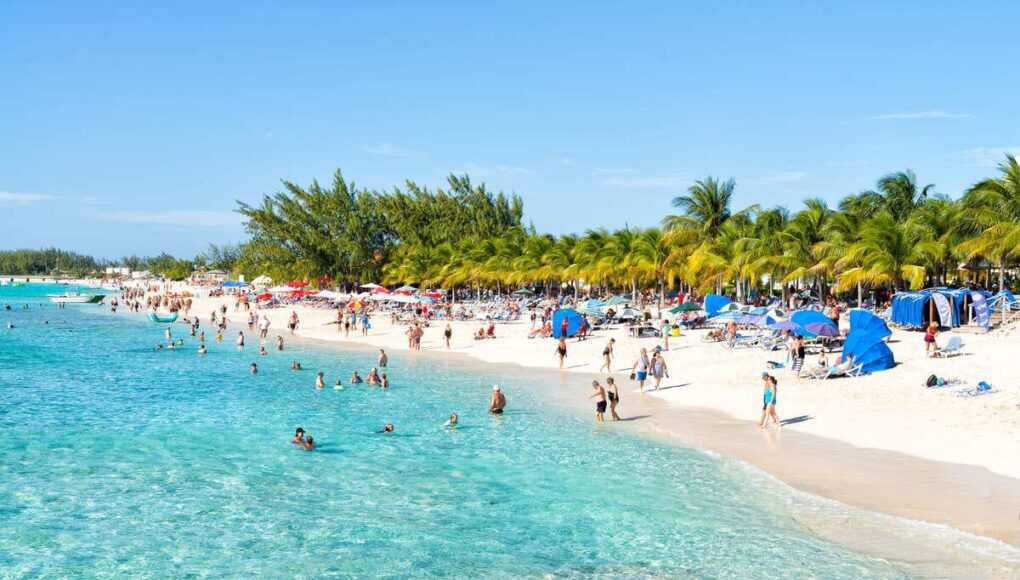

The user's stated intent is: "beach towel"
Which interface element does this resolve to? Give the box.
[791,356,804,373]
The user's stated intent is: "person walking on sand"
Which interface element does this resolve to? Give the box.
[661,319,671,351]
[589,380,607,422]
[444,323,452,349]
[600,338,615,372]
[606,377,620,420]
[924,322,939,356]
[767,375,780,427]
[288,310,299,336]
[758,372,778,428]
[651,351,669,390]
[632,348,650,391]
[489,386,506,414]
[555,337,568,370]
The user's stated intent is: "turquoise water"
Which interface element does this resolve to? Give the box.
[0,284,905,578]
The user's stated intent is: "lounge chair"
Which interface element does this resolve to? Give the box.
[726,334,759,349]
[932,336,964,358]
[805,362,863,379]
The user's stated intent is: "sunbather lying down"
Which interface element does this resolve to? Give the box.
[805,355,856,378]
[528,322,552,338]
[702,329,725,342]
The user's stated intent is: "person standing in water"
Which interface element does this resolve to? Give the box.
[489,386,506,414]
[315,371,325,389]
[276,335,284,351]
[589,380,607,422]
[236,331,245,348]
[555,338,567,370]
[606,377,620,420]
[600,338,615,372]
[378,349,388,368]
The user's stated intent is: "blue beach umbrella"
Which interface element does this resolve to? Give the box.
[552,308,583,338]
[768,320,802,332]
[790,310,838,338]
[843,309,895,373]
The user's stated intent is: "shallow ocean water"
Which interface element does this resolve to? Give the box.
[0,284,906,578]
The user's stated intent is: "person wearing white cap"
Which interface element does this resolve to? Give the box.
[489,385,506,414]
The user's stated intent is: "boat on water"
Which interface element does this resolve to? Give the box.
[149,312,179,324]
[47,292,105,304]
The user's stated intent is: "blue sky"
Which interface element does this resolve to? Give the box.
[2,1,1019,258]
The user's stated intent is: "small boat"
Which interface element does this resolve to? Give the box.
[149,312,179,324]
[47,292,104,304]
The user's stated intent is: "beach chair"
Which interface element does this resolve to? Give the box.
[726,334,759,349]
[806,362,863,379]
[932,336,964,358]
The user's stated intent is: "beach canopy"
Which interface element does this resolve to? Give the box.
[789,310,837,338]
[512,288,535,295]
[552,308,583,338]
[769,320,802,331]
[704,294,732,317]
[316,290,344,300]
[251,275,272,286]
[396,285,417,292]
[805,322,840,337]
[843,309,895,373]
[670,303,701,314]
[370,286,391,294]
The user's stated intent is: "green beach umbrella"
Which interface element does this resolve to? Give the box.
[603,296,630,307]
[670,303,701,314]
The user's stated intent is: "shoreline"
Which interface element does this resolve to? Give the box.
[33,283,1020,571]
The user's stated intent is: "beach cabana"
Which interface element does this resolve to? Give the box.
[552,308,583,338]
[789,310,837,338]
[704,294,732,317]
[843,309,895,373]
[890,289,978,328]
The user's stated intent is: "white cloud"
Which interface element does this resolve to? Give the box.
[455,163,532,177]
[956,146,1020,167]
[752,171,809,185]
[870,110,970,120]
[0,191,54,205]
[600,173,688,189]
[360,143,423,158]
[92,210,241,229]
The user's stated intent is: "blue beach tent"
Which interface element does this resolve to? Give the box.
[552,308,583,338]
[890,289,981,328]
[704,294,732,317]
[843,309,894,373]
[789,310,837,338]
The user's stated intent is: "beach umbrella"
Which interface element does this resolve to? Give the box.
[360,283,383,289]
[713,311,744,321]
[805,322,840,337]
[616,307,641,320]
[316,290,343,300]
[848,308,892,339]
[768,320,802,332]
[790,310,838,338]
[586,298,605,308]
[256,292,273,300]
[670,303,701,314]
[512,288,535,295]
[286,280,308,288]
[370,286,391,294]
[603,296,630,307]
[584,308,607,319]
[704,294,732,316]
[418,296,435,304]
[397,284,417,292]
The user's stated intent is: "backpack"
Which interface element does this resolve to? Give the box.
[926,374,938,388]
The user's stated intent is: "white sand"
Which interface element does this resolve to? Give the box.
[160,287,1020,481]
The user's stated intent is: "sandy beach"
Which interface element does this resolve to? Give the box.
[136,283,1020,554]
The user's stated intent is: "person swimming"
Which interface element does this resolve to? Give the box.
[350,369,363,384]
[379,424,394,433]
[444,413,459,427]
[250,363,258,375]
[334,379,344,391]
[366,368,380,385]
[380,373,389,389]
[290,361,302,371]
[291,427,306,444]
[198,345,207,354]
[302,436,315,450]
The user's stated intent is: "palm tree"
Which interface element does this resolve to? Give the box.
[907,194,962,286]
[837,213,937,292]
[958,155,1020,290]
[875,169,935,218]
[781,198,832,299]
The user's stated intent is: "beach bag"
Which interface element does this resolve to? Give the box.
[926,374,938,388]
[629,372,636,380]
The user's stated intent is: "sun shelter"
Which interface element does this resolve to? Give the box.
[890,289,977,328]
[552,308,583,338]
[704,294,732,317]
[842,309,894,373]
[789,310,838,338]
